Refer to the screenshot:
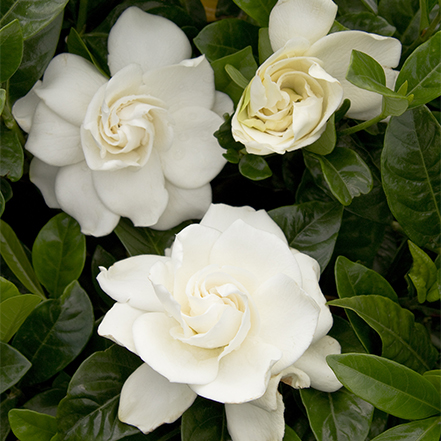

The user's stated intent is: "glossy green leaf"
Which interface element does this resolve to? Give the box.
[181,397,227,441]
[8,409,56,441]
[327,353,440,420]
[370,416,441,441]
[305,114,336,155]
[194,18,258,62]
[232,0,277,26]
[378,0,420,38]
[300,387,374,441]
[32,213,86,298]
[304,148,373,206]
[269,201,344,272]
[56,345,143,441]
[0,124,24,182]
[382,106,440,250]
[0,277,19,302]
[0,20,23,82]
[328,295,438,373]
[0,0,69,39]
[238,154,272,181]
[12,281,93,385]
[338,12,396,36]
[0,342,30,393]
[0,220,44,297]
[0,294,41,342]
[397,31,441,108]
[258,27,272,64]
[423,370,441,392]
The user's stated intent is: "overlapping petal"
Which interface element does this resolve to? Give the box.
[29,158,60,209]
[11,81,41,132]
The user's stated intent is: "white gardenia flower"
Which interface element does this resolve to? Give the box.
[97,203,342,441]
[232,0,402,155]
[12,7,232,236]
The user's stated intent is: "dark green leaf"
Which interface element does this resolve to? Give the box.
[91,245,116,307]
[232,0,277,26]
[238,154,272,181]
[0,124,24,182]
[0,19,23,82]
[0,342,30,393]
[8,409,56,441]
[258,27,272,64]
[304,115,336,155]
[32,213,86,298]
[56,345,143,441]
[283,425,301,441]
[0,276,19,302]
[181,397,227,441]
[370,416,441,441]
[382,106,440,250]
[0,0,69,39]
[423,370,441,392]
[300,387,374,441]
[328,295,438,373]
[328,316,367,354]
[396,31,441,109]
[1,390,19,441]
[269,201,343,272]
[0,89,5,115]
[338,12,396,36]
[194,18,258,62]
[0,220,44,297]
[12,281,93,385]
[0,294,41,342]
[327,353,440,420]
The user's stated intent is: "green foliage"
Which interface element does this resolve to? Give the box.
[0,20,23,83]
[238,154,272,180]
[231,0,277,27]
[0,341,31,394]
[8,409,57,441]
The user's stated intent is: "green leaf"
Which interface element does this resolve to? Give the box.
[0,0,69,40]
[304,148,373,206]
[194,18,258,62]
[305,114,336,155]
[378,0,420,39]
[370,416,441,441]
[0,19,23,82]
[32,213,86,298]
[397,31,441,109]
[0,276,19,302]
[232,0,277,26]
[0,342,30,393]
[300,387,374,441]
[238,154,272,181]
[0,124,24,182]
[8,409,56,441]
[338,12,396,36]
[0,294,41,342]
[328,316,367,354]
[327,353,440,420]
[328,295,438,373]
[283,425,301,441]
[181,397,227,441]
[258,27,272,64]
[407,241,438,303]
[12,281,93,385]
[0,220,44,298]
[423,370,441,392]
[382,106,440,250]
[269,201,344,272]
[0,89,5,115]
[56,345,143,441]
[225,64,249,89]
[1,389,19,441]
[91,246,116,307]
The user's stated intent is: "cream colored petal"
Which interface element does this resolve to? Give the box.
[29,158,60,209]
[11,81,42,132]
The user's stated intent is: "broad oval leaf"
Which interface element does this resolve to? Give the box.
[327,353,441,420]
[56,345,143,441]
[0,341,30,394]
[239,154,272,181]
[32,213,86,298]
[370,416,441,441]
[300,387,374,441]
[328,295,438,373]
[269,201,344,272]
[382,106,440,250]
[8,409,56,441]
[12,281,93,385]
[0,19,23,83]
[232,0,277,27]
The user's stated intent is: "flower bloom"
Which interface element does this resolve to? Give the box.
[97,203,342,441]
[12,7,232,236]
[232,0,402,155]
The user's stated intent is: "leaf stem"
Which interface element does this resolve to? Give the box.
[338,114,384,136]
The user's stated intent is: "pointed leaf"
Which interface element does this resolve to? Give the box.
[0,19,23,82]
[0,342,30,394]
[370,416,441,441]
[8,409,56,441]
[327,354,440,420]
[0,277,19,302]
[423,370,441,392]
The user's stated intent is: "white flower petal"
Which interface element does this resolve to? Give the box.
[11,81,42,132]
[253,273,320,374]
[97,255,169,311]
[133,312,221,385]
[269,0,338,51]
[152,182,212,231]
[293,335,342,392]
[201,204,287,243]
[25,102,84,166]
[225,391,285,441]
[35,53,107,127]
[119,363,197,434]
[97,303,145,353]
[212,91,234,117]
[142,56,216,113]
[55,161,120,236]
[29,158,60,209]
[160,106,226,189]
[92,149,168,227]
[307,30,402,120]
[107,7,192,76]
